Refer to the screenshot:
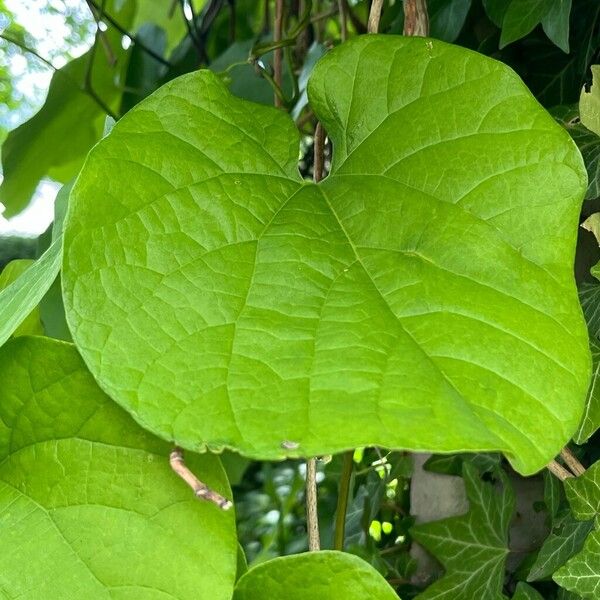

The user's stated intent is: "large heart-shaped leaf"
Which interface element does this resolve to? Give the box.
[63,35,589,474]
[232,551,398,599]
[0,336,237,599]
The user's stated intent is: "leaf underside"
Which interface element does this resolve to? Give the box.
[63,35,589,474]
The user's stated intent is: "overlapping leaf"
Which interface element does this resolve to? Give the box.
[410,463,515,599]
[0,336,237,599]
[63,35,589,474]
[232,551,398,599]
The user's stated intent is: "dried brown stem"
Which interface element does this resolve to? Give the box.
[306,458,321,551]
[561,447,586,476]
[547,459,575,481]
[367,0,384,33]
[169,447,233,510]
[338,0,348,41]
[403,0,429,36]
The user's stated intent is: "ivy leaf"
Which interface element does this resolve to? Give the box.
[0,336,237,599]
[63,36,589,474]
[580,66,600,137]
[232,551,398,599]
[564,461,600,521]
[527,512,594,581]
[0,237,61,348]
[499,0,551,49]
[541,0,572,53]
[0,0,134,216]
[513,582,544,600]
[410,463,514,599]
[554,521,600,599]
[573,338,600,443]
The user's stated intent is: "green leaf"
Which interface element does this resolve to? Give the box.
[580,283,600,340]
[410,463,515,599]
[429,0,472,43]
[554,521,600,599]
[580,65,600,137]
[527,512,594,581]
[0,336,237,599]
[0,238,61,348]
[564,461,600,520]
[513,582,544,600]
[541,0,572,53]
[0,259,44,336]
[483,0,509,27]
[63,35,589,475]
[574,339,600,443]
[0,0,134,216]
[232,551,398,599]
[423,453,501,476]
[500,0,551,48]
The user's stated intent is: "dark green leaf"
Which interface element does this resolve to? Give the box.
[500,0,550,48]
[411,463,515,599]
[541,0,572,53]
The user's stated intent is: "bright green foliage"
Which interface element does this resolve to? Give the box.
[0,259,44,336]
[232,551,398,600]
[581,66,600,137]
[513,582,544,600]
[0,336,237,599]
[565,461,600,520]
[0,238,61,347]
[63,35,589,474]
[410,463,515,599]
[554,522,600,599]
[0,0,134,216]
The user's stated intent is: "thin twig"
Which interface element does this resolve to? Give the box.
[306,458,321,551]
[333,451,353,550]
[547,459,575,481]
[313,122,325,181]
[87,0,171,66]
[367,0,384,34]
[84,25,119,120]
[273,0,284,108]
[1,33,58,72]
[169,447,233,509]
[403,0,429,36]
[337,0,348,41]
[561,447,586,476]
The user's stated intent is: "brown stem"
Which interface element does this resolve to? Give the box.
[306,458,321,551]
[561,447,586,476]
[547,459,575,481]
[403,0,429,36]
[169,447,233,510]
[313,122,325,182]
[274,0,284,108]
[367,0,384,33]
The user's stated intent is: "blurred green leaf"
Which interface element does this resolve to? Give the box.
[581,65,600,136]
[513,582,544,600]
[0,0,134,216]
[500,0,550,48]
